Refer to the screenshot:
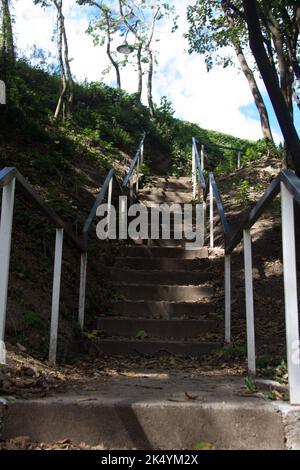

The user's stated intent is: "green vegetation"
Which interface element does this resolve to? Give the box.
[1,59,254,179]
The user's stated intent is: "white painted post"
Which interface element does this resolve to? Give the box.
[0,80,6,105]
[202,197,206,246]
[78,252,88,331]
[210,179,214,249]
[0,178,15,350]
[201,144,205,170]
[129,176,134,205]
[49,228,64,365]
[192,143,196,199]
[243,229,256,376]
[281,182,300,405]
[225,254,231,343]
[107,177,113,236]
[237,151,241,169]
[140,142,144,165]
[136,154,140,193]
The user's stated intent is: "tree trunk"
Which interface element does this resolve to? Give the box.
[222,2,273,142]
[261,2,294,118]
[242,0,300,174]
[54,0,67,120]
[62,17,74,117]
[146,47,155,117]
[0,0,14,62]
[136,42,143,101]
[234,43,273,142]
[104,12,121,89]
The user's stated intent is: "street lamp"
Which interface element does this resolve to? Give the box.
[117,42,134,55]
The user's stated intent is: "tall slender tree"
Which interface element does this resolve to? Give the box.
[242,0,300,173]
[186,0,274,142]
[34,0,74,120]
[0,0,15,99]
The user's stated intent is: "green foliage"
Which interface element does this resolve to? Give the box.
[245,376,257,393]
[235,179,251,205]
[22,310,45,329]
[2,59,253,181]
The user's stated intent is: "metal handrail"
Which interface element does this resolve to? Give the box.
[191,137,300,405]
[192,137,206,191]
[122,132,146,189]
[0,167,84,252]
[0,133,146,365]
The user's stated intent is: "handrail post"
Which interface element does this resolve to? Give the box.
[49,228,64,365]
[209,178,214,248]
[79,252,88,330]
[0,178,15,356]
[281,182,300,404]
[129,176,134,205]
[192,142,197,199]
[140,141,144,165]
[201,144,205,170]
[107,177,113,235]
[243,229,256,376]
[136,150,140,193]
[225,254,231,343]
[237,151,241,169]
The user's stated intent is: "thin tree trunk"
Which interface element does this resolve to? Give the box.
[104,12,121,89]
[54,0,67,120]
[62,19,74,117]
[146,47,155,117]
[234,43,274,142]
[261,2,294,118]
[242,0,300,174]
[0,0,14,62]
[222,2,273,142]
[136,42,143,101]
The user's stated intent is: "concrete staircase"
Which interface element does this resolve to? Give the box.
[98,176,219,356]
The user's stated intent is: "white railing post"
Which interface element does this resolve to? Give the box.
[281,182,300,405]
[136,152,140,193]
[237,151,241,169]
[225,254,231,343]
[140,142,144,165]
[209,178,214,249]
[243,229,256,376]
[192,142,197,199]
[107,177,113,235]
[129,176,134,205]
[0,178,15,354]
[49,228,64,365]
[78,252,88,331]
[201,144,205,170]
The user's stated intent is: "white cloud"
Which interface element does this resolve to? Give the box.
[14,0,277,141]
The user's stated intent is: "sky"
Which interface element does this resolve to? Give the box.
[14,0,300,144]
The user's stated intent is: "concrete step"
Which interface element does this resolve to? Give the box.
[139,191,193,204]
[113,257,210,271]
[1,376,293,449]
[90,339,218,356]
[116,284,214,301]
[97,318,216,339]
[110,300,214,318]
[130,239,203,248]
[109,268,213,285]
[118,246,209,259]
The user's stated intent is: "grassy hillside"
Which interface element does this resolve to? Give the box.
[0,59,267,361]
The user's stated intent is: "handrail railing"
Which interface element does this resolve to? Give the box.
[122,132,146,193]
[192,137,300,405]
[0,133,146,365]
